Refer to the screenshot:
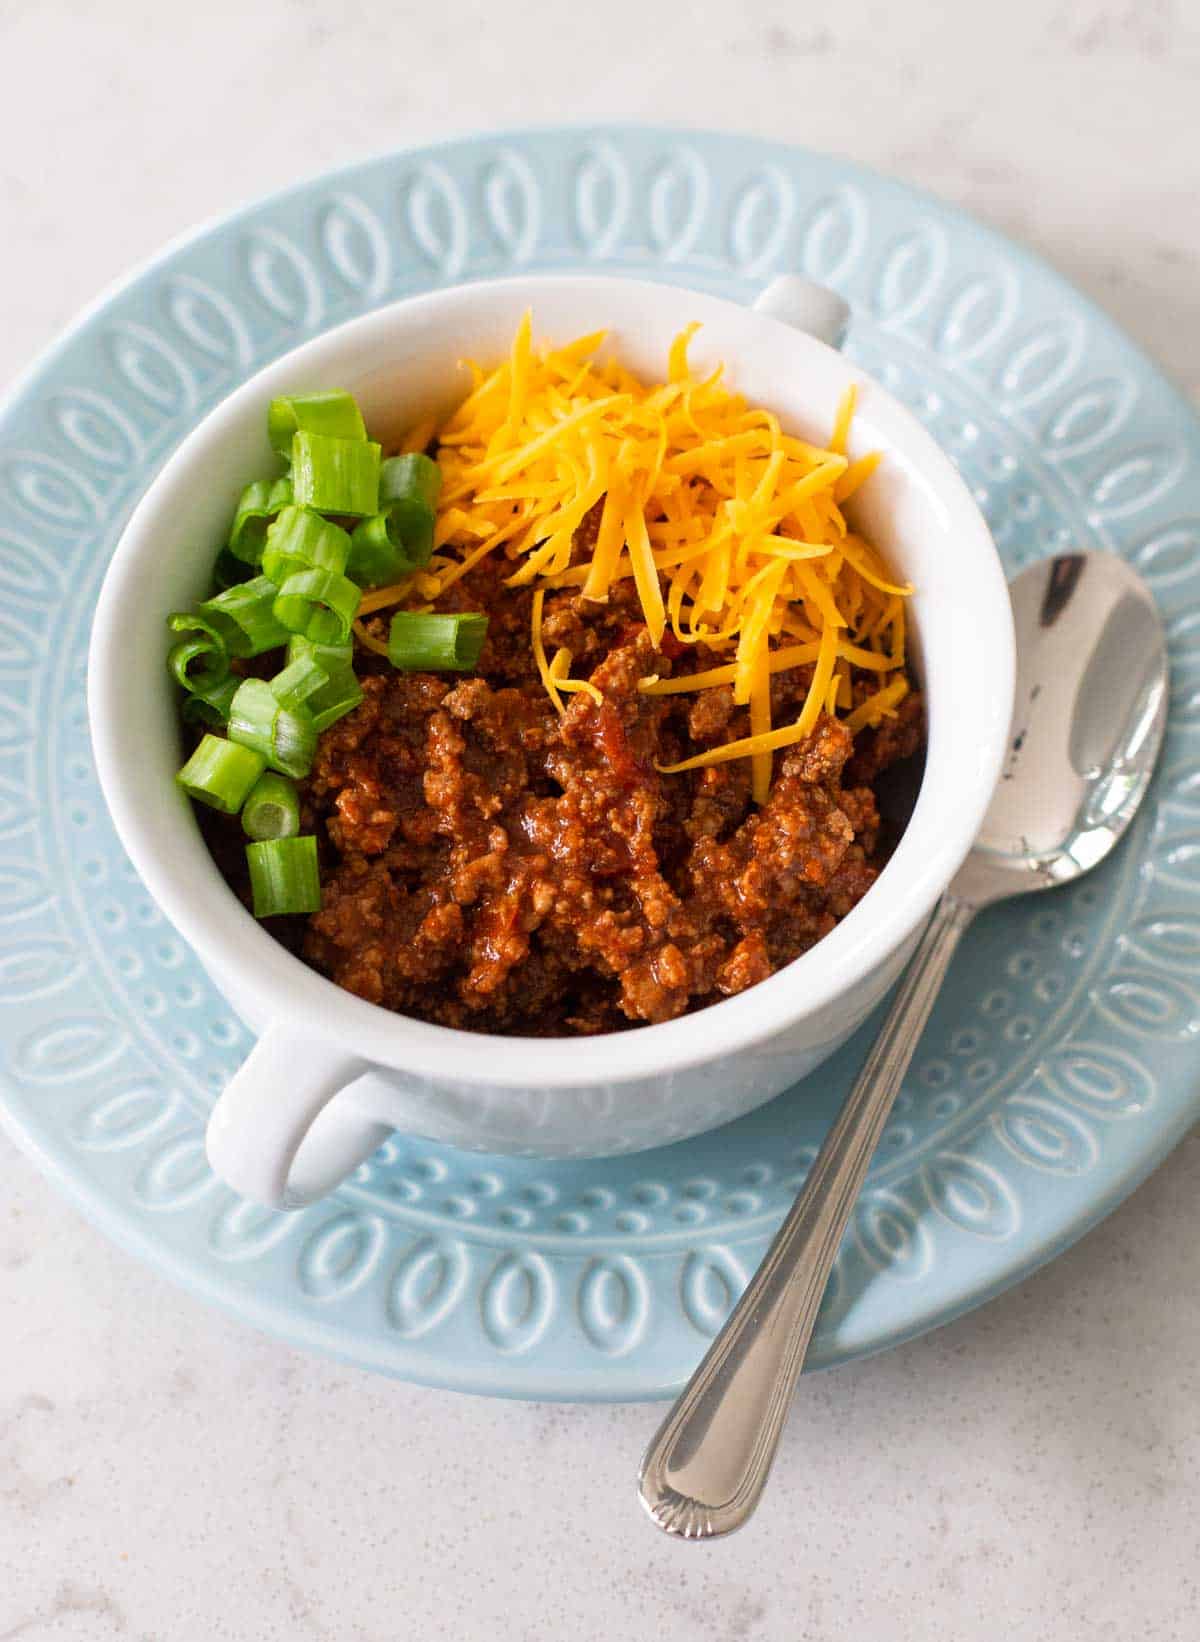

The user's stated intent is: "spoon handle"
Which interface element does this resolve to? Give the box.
[638,892,976,1540]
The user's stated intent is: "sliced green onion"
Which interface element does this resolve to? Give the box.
[269,652,329,713]
[272,643,362,732]
[307,668,364,733]
[213,547,256,590]
[282,633,362,728]
[388,611,488,672]
[242,772,301,842]
[166,612,229,694]
[228,677,317,779]
[176,734,265,814]
[272,567,361,645]
[261,505,351,586]
[382,452,442,510]
[268,392,366,457]
[246,835,322,917]
[181,676,240,728]
[287,633,354,674]
[200,576,291,657]
[228,476,293,565]
[346,507,429,586]
[346,453,442,586]
[291,431,381,517]
[346,512,409,587]
[337,457,438,620]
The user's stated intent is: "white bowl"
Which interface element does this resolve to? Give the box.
[88,274,1014,1206]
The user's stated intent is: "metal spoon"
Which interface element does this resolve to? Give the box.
[639,552,1168,1540]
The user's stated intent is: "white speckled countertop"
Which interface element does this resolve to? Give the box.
[3,2,1200,1636]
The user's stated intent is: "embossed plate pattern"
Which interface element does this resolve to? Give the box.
[1,127,1198,1399]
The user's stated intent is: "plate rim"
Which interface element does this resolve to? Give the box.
[6,120,1199,440]
[2,120,1198,1400]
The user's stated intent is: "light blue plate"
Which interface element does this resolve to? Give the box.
[2,127,1198,1400]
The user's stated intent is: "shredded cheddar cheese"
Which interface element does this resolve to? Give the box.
[530,588,565,716]
[372,317,913,801]
[550,647,604,707]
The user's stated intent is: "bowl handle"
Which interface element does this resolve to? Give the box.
[205,1024,389,1210]
[753,275,850,349]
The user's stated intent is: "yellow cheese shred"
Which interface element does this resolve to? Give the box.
[834,450,882,503]
[399,417,436,456]
[845,676,909,735]
[373,313,912,802]
[352,619,389,657]
[637,635,902,697]
[531,589,565,716]
[657,622,841,776]
[624,496,666,647]
[830,383,857,456]
[550,647,604,706]
[748,648,773,806]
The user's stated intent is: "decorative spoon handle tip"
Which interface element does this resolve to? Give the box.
[638,894,975,1540]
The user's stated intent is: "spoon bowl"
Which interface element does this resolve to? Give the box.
[956,553,1168,905]
[639,551,1168,1540]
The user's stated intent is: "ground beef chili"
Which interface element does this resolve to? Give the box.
[200,542,920,1035]
[203,575,922,1036]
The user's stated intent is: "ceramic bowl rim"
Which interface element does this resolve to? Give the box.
[87,272,1016,1090]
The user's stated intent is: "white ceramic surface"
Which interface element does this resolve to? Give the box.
[88,273,1013,1202]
